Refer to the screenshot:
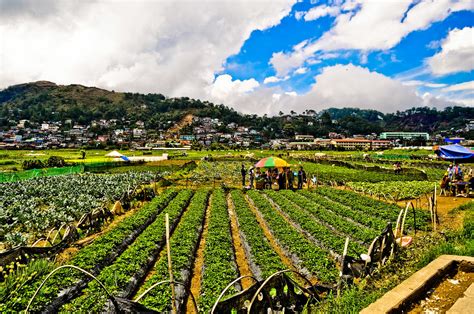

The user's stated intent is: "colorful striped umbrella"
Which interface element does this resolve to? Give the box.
[254,156,290,168]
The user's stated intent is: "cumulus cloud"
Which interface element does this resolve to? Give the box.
[208,74,259,100]
[0,0,295,98]
[207,64,459,116]
[270,0,474,76]
[428,27,474,75]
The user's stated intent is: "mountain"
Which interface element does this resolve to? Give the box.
[1,81,473,138]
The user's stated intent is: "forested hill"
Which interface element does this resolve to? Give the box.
[1,81,473,137]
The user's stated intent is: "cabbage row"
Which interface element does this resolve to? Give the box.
[247,190,338,282]
[0,172,156,246]
[1,190,177,313]
[230,190,286,280]
[264,190,364,256]
[138,188,210,312]
[199,189,239,313]
[62,189,194,312]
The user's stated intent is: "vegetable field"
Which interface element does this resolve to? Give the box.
[0,172,156,247]
[0,186,430,313]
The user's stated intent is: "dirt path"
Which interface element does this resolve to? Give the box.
[185,195,211,313]
[227,194,255,290]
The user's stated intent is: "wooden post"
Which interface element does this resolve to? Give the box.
[166,214,177,314]
[337,237,350,298]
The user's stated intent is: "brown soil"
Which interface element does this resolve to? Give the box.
[186,195,212,313]
[244,194,316,285]
[166,113,194,137]
[227,194,255,290]
[55,247,79,264]
[408,265,474,313]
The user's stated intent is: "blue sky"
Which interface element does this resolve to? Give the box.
[219,0,474,108]
[1,0,473,114]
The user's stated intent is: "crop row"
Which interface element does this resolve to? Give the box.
[230,190,286,280]
[2,189,177,313]
[301,162,421,184]
[264,190,364,256]
[138,188,210,312]
[315,187,431,230]
[347,181,436,201]
[199,188,239,313]
[247,190,338,282]
[300,190,387,231]
[0,172,156,247]
[279,190,378,244]
[61,189,194,312]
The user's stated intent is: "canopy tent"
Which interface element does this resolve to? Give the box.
[436,144,474,161]
[254,156,290,168]
[105,150,124,158]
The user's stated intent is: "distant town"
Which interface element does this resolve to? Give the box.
[1,116,473,151]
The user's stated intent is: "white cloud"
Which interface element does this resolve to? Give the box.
[263,76,281,84]
[0,0,295,98]
[270,0,474,75]
[401,80,447,88]
[263,75,290,84]
[442,81,474,92]
[294,67,308,75]
[428,27,474,75]
[207,64,462,116]
[304,5,340,21]
[208,74,259,100]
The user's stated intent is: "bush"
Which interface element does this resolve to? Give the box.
[45,156,66,167]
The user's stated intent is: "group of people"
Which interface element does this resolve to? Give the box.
[241,164,307,190]
[440,163,473,196]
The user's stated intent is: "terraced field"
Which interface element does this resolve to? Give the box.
[1,187,430,313]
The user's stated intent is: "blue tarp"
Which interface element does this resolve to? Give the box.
[444,138,463,144]
[120,155,130,161]
[437,144,474,160]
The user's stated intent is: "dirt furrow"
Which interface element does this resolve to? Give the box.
[185,194,212,313]
[227,193,255,289]
[244,194,317,284]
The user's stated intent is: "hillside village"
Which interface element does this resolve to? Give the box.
[2,114,474,150]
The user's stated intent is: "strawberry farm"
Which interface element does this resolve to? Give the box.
[0,151,472,313]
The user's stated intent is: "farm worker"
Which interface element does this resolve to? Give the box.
[447,164,454,180]
[241,164,247,187]
[249,167,255,189]
[454,164,463,181]
[297,166,307,190]
[286,167,294,190]
[278,168,285,190]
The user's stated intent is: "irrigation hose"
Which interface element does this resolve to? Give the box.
[25,264,117,313]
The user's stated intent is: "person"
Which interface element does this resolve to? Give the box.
[440,174,450,196]
[278,168,285,190]
[249,167,255,189]
[81,150,86,160]
[287,167,294,190]
[297,166,306,190]
[453,164,463,181]
[241,164,247,187]
[447,164,454,180]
